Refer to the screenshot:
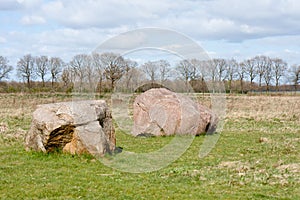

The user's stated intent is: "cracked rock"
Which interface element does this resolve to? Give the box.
[25,100,115,157]
[133,88,218,136]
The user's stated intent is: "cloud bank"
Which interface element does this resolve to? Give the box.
[1,0,300,67]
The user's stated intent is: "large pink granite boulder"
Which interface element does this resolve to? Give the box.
[132,88,217,136]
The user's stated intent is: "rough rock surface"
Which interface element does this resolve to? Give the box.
[25,100,115,157]
[133,88,218,136]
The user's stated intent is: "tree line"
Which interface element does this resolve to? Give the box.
[0,53,299,93]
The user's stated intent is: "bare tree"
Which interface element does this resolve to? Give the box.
[199,60,211,93]
[130,68,146,91]
[49,57,63,88]
[176,59,193,90]
[61,66,73,87]
[17,54,35,88]
[0,56,13,81]
[253,55,269,90]
[113,59,141,92]
[226,59,238,93]
[263,57,273,92]
[189,59,199,81]
[243,58,257,91]
[69,54,90,92]
[204,58,227,93]
[142,61,159,84]
[289,64,300,90]
[100,52,126,90]
[213,58,227,82]
[122,59,138,90]
[158,59,171,84]
[191,59,208,81]
[35,55,49,87]
[92,52,104,94]
[189,59,208,93]
[85,55,99,92]
[202,59,219,92]
[272,58,287,91]
[237,62,247,93]
[92,53,105,94]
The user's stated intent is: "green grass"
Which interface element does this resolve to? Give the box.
[1,119,299,199]
[0,94,299,199]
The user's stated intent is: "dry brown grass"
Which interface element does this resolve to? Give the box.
[1,92,299,125]
[226,95,300,122]
[0,93,75,142]
[192,93,300,122]
[192,94,300,135]
[0,93,72,118]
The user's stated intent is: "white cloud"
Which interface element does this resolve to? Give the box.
[10,0,300,41]
[240,24,264,34]
[2,0,300,69]
[0,36,7,43]
[40,0,150,28]
[20,15,45,25]
[18,0,42,10]
[0,0,21,10]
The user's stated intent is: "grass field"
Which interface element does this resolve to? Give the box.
[0,93,299,199]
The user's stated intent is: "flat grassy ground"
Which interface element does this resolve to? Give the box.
[0,93,299,199]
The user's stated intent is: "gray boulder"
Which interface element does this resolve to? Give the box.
[133,88,218,136]
[25,100,115,157]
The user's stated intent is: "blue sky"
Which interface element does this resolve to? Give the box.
[1,0,300,74]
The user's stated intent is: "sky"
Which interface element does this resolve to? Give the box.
[1,0,300,76]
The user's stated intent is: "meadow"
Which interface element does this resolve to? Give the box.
[0,93,299,199]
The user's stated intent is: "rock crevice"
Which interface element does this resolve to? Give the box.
[45,124,75,152]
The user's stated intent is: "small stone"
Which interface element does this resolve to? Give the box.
[0,123,8,133]
[259,137,270,143]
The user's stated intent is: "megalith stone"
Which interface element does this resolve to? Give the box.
[133,88,218,136]
[25,100,115,157]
